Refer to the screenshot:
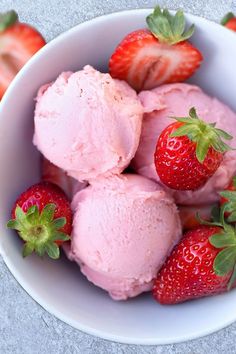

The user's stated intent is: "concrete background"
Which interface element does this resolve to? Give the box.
[1,0,236,353]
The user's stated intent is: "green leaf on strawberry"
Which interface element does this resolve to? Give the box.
[228,264,236,290]
[146,6,195,45]
[212,246,236,277]
[0,10,18,32]
[221,12,235,26]
[170,107,233,163]
[198,204,236,289]
[211,204,221,223]
[219,189,236,222]
[7,203,70,259]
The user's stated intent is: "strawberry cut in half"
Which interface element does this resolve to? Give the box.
[109,6,203,91]
[7,182,72,259]
[0,10,46,99]
[221,12,236,32]
[154,107,233,191]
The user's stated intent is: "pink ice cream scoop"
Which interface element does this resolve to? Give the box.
[33,65,143,182]
[66,174,182,300]
[132,83,236,205]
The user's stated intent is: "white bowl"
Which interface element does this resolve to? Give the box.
[1,9,236,346]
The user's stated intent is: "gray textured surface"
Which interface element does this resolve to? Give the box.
[1,0,236,353]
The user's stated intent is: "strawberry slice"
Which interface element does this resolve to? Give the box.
[0,10,45,99]
[221,12,236,32]
[109,7,203,91]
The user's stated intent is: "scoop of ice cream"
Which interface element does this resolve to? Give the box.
[34,65,143,182]
[66,174,182,300]
[132,83,236,205]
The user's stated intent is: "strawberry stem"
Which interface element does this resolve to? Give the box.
[0,10,18,32]
[146,6,195,45]
[221,12,235,26]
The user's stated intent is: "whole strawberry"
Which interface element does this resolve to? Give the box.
[0,10,45,99]
[153,224,236,304]
[7,182,72,259]
[155,107,233,190]
[221,12,236,32]
[109,6,203,91]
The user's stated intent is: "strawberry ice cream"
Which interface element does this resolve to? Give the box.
[33,65,143,182]
[66,174,182,300]
[41,158,87,200]
[132,83,236,205]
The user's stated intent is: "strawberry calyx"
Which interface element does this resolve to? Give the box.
[170,107,233,163]
[220,183,236,223]
[146,6,195,45]
[197,203,236,290]
[221,12,235,26]
[0,10,18,32]
[209,220,236,290]
[7,203,70,259]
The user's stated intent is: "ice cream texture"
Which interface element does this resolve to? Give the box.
[41,158,87,200]
[132,83,236,205]
[67,174,182,300]
[34,65,143,182]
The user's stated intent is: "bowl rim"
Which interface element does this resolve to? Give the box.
[1,8,236,345]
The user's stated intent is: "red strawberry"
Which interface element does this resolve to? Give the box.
[154,107,233,191]
[220,176,236,222]
[0,10,45,99]
[7,182,72,259]
[153,224,236,304]
[109,7,203,91]
[179,204,213,230]
[221,12,236,32]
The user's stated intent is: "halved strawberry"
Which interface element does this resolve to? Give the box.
[221,12,236,32]
[109,7,203,91]
[0,10,45,99]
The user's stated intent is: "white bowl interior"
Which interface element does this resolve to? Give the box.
[1,9,236,345]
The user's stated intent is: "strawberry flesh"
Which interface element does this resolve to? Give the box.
[0,21,45,98]
[109,29,203,91]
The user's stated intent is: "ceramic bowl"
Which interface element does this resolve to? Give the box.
[1,9,236,345]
